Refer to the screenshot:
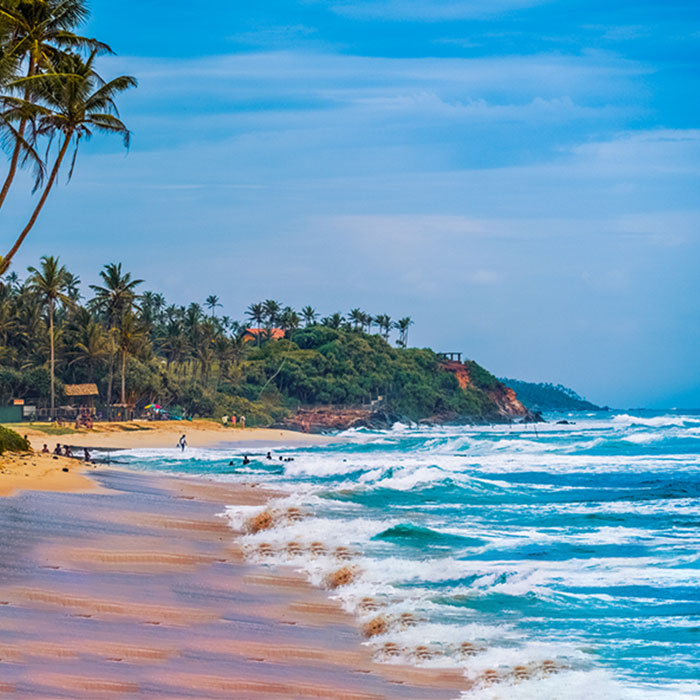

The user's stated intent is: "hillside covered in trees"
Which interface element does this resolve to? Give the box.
[0,257,530,427]
[500,378,605,412]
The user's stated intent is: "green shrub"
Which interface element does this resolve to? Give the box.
[0,425,30,454]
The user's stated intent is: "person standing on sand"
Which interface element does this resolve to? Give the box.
[240,416,245,429]
[178,434,187,452]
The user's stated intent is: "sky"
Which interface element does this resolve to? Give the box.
[5,0,700,408]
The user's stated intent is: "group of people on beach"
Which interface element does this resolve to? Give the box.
[41,443,91,462]
[74,407,94,430]
[221,415,246,428]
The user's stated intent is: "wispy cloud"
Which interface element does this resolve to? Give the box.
[310,0,551,21]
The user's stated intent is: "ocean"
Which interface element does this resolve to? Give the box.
[117,411,700,699]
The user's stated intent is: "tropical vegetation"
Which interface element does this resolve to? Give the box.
[500,378,603,412]
[0,258,510,425]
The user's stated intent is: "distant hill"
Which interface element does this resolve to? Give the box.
[500,379,604,412]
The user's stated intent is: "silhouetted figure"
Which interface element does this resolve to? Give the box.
[266,451,272,460]
[243,455,250,465]
[178,434,187,452]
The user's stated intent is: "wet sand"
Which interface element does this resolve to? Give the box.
[0,468,469,698]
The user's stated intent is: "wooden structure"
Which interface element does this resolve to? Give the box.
[64,384,99,400]
[437,352,462,363]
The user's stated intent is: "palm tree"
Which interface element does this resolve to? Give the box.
[262,299,281,328]
[361,312,373,333]
[301,305,317,327]
[205,294,222,318]
[349,308,365,331]
[89,262,142,409]
[26,255,71,418]
[67,308,108,381]
[246,302,265,346]
[115,310,146,405]
[395,316,414,347]
[375,314,392,340]
[0,0,111,210]
[0,50,136,275]
[322,312,344,330]
[279,306,300,337]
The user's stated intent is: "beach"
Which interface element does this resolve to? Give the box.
[0,429,469,699]
[17,419,329,452]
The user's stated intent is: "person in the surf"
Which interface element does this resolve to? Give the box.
[178,434,187,452]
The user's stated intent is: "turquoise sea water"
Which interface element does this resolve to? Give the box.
[117,411,700,699]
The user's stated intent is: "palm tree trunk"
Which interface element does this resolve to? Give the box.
[0,132,71,276]
[49,299,55,420]
[0,61,35,212]
[106,332,115,418]
[121,349,126,405]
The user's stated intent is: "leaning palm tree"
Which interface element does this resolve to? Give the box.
[26,255,71,418]
[0,0,111,210]
[395,316,414,347]
[0,50,136,275]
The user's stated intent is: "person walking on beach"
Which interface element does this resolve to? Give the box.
[178,434,187,452]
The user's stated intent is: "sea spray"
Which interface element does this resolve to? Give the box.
[119,410,700,698]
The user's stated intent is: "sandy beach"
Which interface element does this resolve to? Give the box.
[0,463,469,698]
[15,419,329,453]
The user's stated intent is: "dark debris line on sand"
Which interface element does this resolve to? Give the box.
[0,468,468,699]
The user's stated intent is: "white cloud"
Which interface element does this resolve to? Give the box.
[314,0,550,21]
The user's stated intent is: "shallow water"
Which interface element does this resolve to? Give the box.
[118,410,700,699]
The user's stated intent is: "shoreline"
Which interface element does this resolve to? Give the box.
[12,419,331,453]
[0,465,469,698]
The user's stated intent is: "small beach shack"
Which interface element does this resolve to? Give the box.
[64,384,99,407]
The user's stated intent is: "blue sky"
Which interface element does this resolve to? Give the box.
[5,0,700,407]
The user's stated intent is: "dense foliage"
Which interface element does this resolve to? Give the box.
[500,378,603,412]
[0,258,507,424]
[0,424,29,453]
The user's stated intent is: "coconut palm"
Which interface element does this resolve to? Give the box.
[301,305,317,327]
[26,255,71,418]
[0,50,136,275]
[395,316,414,347]
[279,306,300,337]
[246,302,265,346]
[205,294,221,318]
[322,312,344,330]
[375,314,392,340]
[115,309,146,405]
[67,307,108,381]
[262,299,281,327]
[349,308,365,331]
[0,0,111,210]
[89,262,142,408]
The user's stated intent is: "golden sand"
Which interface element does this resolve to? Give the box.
[0,451,98,497]
[19,418,328,452]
